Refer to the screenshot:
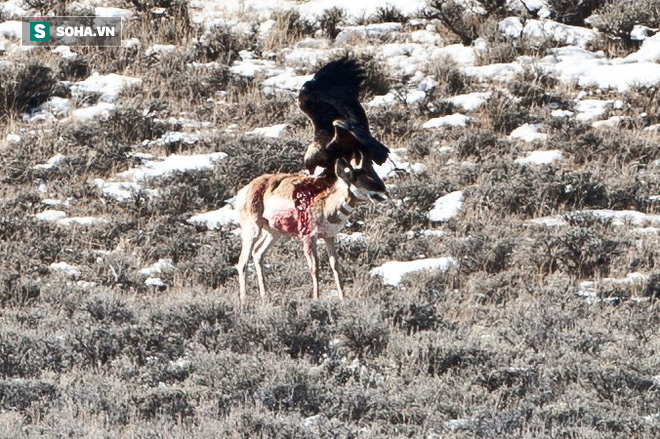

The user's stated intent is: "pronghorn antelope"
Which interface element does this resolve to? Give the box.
[235,152,387,303]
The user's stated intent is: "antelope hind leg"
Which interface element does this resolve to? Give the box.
[252,230,278,300]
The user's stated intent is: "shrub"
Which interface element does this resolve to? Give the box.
[340,312,389,358]
[371,175,454,231]
[0,380,58,421]
[478,90,530,134]
[277,301,337,363]
[428,56,473,96]
[319,7,346,39]
[564,130,660,168]
[0,333,71,377]
[474,162,613,217]
[425,344,493,376]
[263,9,315,51]
[134,388,195,420]
[446,234,516,275]
[424,0,508,45]
[147,56,231,104]
[592,0,660,50]
[0,274,41,307]
[257,367,322,415]
[530,227,621,277]
[0,62,56,120]
[474,17,522,65]
[349,52,390,97]
[195,25,251,64]
[24,0,65,15]
[373,4,407,23]
[453,129,502,161]
[644,273,660,299]
[130,0,192,44]
[85,296,136,324]
[367,107,417,138]
[106,105,169,145]
[57,56,89,80]
[623,85,659,126]
[509,66,561,107]
[388,301,440,334]
[548,0,605,25]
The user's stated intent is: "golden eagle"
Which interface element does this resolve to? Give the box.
[298,57,390,175]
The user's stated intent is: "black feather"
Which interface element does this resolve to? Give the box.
[298,57,390,173]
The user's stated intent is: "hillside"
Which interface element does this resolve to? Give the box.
[0,1,658,437]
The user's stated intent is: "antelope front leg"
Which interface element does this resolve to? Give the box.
[301,235,319,299]
[324,238,344,300]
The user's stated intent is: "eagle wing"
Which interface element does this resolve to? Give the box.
[298,57,389,172]
[326,120,389,165]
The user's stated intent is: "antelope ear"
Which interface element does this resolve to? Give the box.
[335,157,352,180]
[354,151,364,169]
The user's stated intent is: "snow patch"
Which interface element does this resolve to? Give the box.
[544,46,660,92]
[139,259,174,276]
[577,272,650,305]
[262,69,313,94]
[34,154,67,170]
[371,257,456,286]
[145,44,178,57]
[523,19,599,48]
[432,44,476,65]
[428,191,464,222]
[509,123,547,143]
[373,149,425,179]
[52,46,77,60]
[336,22,402,44]
[95,7,133,18]
[187,205,239,229]
[444,92,491,111]
[117,152,227,181]
[148,131,199,148]
[499,17,523,39]
[574,99,613,122]
[514,150,562,165]
[591,116,626,129]
[71,102,115,121]
[551,109,574,118]
[527,210,660,228]
[50,262,81,278]
[246,123,288,138]
[93,179,158,202]
[6,134,21,144]
[35,210,68,222]
[423,114,470,129]
[145,277,166,287]
[230,53,281,77]
[57,216,108,226]
[35,210,108,226]
[72,72,142,103]
[336,232,364,243]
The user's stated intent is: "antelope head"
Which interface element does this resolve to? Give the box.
[335,152,388,203]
